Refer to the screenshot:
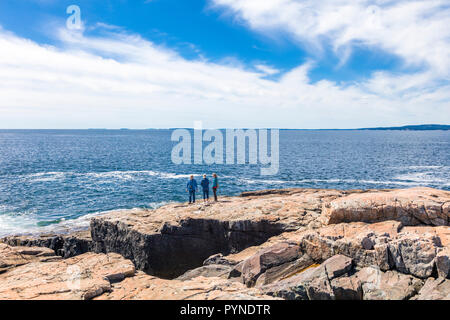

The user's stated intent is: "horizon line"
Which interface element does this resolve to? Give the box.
[0,124,449,131]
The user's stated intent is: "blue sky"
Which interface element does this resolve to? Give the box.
[0,0,449,128]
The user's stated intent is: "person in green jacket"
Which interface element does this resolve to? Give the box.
[212,173,219,202]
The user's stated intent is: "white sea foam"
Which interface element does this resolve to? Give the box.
[0,210,40,238]
[0,201,170,238]
[21,170,206,183]
[25,172,68,182]
[238,177,448,187]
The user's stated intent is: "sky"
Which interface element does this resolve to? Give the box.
[0,0,449,129]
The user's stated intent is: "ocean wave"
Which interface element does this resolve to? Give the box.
[19,170,209,183]
[25,172,68,182]
[238,177,448,187]
[0,209,40,238]
[407,166,445,170]
[392,172,449,185]
[0,201,170,238]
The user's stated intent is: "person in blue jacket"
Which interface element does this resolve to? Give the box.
[186,175,198,204]
[200,174,210,203]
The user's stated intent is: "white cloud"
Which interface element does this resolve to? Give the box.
[255,64,280,75]
[210,0,450,75]
[0,19,448,129]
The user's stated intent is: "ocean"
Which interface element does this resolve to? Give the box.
[0,129,448,237]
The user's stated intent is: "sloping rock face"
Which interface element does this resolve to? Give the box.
[0,244,61,274]
[0,244,274,300]
[0,249,135,300]
[90,189,353,278]
[176,265,233,281]
[321,187,450,226]
[411,277,450,300]
[96,272,276,300]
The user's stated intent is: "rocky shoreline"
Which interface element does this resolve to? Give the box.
[1,187,449,300]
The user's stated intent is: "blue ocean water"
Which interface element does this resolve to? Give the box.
[0,129,448,237]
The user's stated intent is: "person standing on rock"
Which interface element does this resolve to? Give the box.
[186,175,198,204]
[200,174,210,203]
[212,173,219,202]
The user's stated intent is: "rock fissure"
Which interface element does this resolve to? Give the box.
[91,216,287,279]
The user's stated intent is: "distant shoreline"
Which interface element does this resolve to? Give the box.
[0,124,449,131]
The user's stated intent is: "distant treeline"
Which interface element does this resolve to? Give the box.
[358,124,450,131]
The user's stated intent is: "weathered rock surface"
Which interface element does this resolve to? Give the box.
[0,244,272,300]
[0,250,135,300]
[321,187,450,226]
[231,242,307,287]
[176,265,233,281]
[411,277,450,300]
[96,272,276,300]
[355,266,423,300]
[0,243,61,274]
[260,254,354,300]
[90,189,355,278]
[1,187,449,300]
[330,275,362,300]
[288,220,445,278]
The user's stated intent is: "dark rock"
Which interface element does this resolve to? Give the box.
[203,253,237,266]
[331,276,362,300]
[435,249,450,279]
[254,254,314,287]
[235,242,302,287]
[260,265,320,300]
[306,266,335,300]
[0,231,93,258]
[355,266,423,300]
[323,254,353,279]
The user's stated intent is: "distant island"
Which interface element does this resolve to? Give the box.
[358,124,450,131]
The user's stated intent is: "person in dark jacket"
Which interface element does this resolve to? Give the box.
[200,174,210,203]
[186,175,198,204]
[212,173,219,202]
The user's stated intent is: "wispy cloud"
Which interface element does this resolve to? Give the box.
[211,0,450,74]
[0,17,448,129]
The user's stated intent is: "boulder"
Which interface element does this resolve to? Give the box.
[323,254,353,278]
[321,187,450,226]
[355,266,423,300]
[232,242,304,287]
[388,233,440,278]
[330,276,362,300]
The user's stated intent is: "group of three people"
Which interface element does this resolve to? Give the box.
[186,173,219,204]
